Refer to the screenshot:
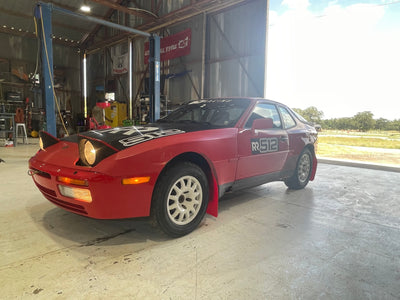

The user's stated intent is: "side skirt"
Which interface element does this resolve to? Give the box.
[218,169,294,198]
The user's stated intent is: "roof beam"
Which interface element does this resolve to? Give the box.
[80,0,124,46]
[88,0,157,20]
[0,7,86,34]
[40,0,105,19]
[85,0,251,52]
[49,3,151,37]
[0,27,79,48]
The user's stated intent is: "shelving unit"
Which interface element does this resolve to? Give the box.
[0,113,16,147]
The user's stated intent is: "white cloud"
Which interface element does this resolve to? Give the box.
[282,0,310,10]
[266,2,400,120]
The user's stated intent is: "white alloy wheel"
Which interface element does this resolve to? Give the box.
[284,148,313,190]
[152,161,209,237]
[167,175,203,225]
[297,152,311,184]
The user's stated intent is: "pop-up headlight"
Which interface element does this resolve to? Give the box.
[82,139,96,165]
[78,137,117,167]
[39,131,60,151]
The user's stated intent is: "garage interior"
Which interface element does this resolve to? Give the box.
[0,0,399,299]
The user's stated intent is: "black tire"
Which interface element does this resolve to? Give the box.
[151,162,209,237]
[284,148,313,190]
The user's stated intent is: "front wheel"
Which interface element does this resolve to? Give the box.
[284,148,313,190]
[151,162,209,237]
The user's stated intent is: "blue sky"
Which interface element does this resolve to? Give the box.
[265,0,400,120]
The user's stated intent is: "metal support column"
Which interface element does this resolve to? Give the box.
[149,34,160,122]
[34,3,56,136]
[129,39,133,120]
[34,1,160,126]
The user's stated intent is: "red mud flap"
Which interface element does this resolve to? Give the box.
[206,175,218,217]
[310,156,318,181]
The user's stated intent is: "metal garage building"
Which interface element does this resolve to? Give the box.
[0,0,267,136]
[1,1,400,299]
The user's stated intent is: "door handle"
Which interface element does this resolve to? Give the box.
[279,136,288,142]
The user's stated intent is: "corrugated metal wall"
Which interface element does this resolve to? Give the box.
[1,0,267,126]
[86,0,267,118]
[141,0,266,104]
[206,0,267,98]
[0,33,81,111]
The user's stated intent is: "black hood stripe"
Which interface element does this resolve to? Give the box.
[75,123,221,150]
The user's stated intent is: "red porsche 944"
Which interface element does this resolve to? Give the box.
[29,98,318,237]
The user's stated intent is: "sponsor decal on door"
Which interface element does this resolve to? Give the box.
[251,138,279,154]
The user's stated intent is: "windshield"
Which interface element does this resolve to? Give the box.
[158,99,251,127]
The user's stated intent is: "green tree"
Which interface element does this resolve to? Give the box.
[333,117,356,130]
[293,108,305,118]
[389,119,400,131]
[293,106,324,124]
[375,118,390,130]
[354,111,375,132]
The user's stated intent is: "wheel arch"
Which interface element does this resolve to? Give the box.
[304,143,315,156]
[153,152,219,217]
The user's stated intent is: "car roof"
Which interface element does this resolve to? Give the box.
[199,97,287,107]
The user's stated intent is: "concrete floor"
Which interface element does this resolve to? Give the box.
[1,140,400,299]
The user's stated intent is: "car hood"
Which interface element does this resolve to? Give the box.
[71,122,220,151]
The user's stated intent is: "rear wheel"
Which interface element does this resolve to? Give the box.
[285,148,313,190]
[152,162,209,237]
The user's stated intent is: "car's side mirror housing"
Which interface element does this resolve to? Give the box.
[252,118,274,131]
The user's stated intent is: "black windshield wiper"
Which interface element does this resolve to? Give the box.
[199,121,211,126]
[176,120,195,123]
[156,119,171,123]
[175,120,211,126]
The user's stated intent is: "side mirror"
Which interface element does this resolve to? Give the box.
[252,118,273,131]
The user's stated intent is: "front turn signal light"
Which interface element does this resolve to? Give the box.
[122,176,151,185]
[57,176,88,186]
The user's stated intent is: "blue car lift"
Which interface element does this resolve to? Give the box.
[34,2,160,136]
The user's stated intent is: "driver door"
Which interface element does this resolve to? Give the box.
[236,102,289,180]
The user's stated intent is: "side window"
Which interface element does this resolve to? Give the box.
[279,106,296,129]
[245,103,282,128]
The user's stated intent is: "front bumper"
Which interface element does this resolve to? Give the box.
[29,157,153,219]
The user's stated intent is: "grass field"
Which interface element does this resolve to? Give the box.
[317,136,400,149]
[319,130,400,139]
[316,130,400,166]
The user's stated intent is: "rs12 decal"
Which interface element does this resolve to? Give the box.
[251,137,279,154]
